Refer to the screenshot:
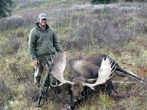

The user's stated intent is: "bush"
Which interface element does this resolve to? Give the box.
[73,13,133,49]
[0,80,14,110]
[125,0,145,1]
[54,6,145,50]
[0,15,24,31]
[0,38,20,56]
[24,82,39,106]
[138,6,147,19]
[0,0,13,18]
[91,0,117,4]
[90,0,145,4]
[0,15,35,31]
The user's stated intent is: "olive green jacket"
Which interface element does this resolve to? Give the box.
[28,23,62,60]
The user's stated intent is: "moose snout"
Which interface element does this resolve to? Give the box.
[72,96,79,103]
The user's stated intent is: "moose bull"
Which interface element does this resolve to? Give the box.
[40,52,146,109]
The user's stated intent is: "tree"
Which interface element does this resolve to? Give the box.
[0,0,13,18]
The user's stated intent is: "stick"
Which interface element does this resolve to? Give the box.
[112,81,136,85]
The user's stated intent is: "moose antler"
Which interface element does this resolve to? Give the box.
[82,57,116,90]
[50,52,74,86]
[50,53,116,89]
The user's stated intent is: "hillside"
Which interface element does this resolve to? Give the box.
[0,0,147,110]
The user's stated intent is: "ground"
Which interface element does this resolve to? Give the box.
[0,0,147,110]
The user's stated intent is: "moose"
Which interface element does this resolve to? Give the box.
[37,52,146,109]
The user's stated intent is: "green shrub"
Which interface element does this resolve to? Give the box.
[0,0,13,18]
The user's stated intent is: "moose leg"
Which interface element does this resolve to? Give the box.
[36,89,43,107]
[68,85,73,104]
[69,91,76,110]
[106,80,118,96]
[116,67,145,84]
[81,87,93,99]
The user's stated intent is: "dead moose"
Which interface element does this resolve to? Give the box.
[38,52,146,109]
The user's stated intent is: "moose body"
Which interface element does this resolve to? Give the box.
[49,52,145,109]
[69,54,115,80]
[69,54,143,83]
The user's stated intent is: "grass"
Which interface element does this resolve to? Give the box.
[0,0,147,110]
[1,27,147,110]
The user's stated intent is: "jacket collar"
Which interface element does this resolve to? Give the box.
[35,22,50,32]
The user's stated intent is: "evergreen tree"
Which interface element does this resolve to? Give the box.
[0,0,13,18]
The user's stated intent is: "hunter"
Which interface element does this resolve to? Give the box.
[28,13,63,87]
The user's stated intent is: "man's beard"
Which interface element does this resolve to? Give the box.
[41,23,46,27]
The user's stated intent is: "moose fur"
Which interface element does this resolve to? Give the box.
[49,52,146,110]
[69,54,144,84]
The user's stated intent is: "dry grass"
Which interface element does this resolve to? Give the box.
[0,0,147,110]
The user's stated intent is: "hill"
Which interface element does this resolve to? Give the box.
[0,0,147,110]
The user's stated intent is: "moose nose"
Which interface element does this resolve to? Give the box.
[73,96,78,103]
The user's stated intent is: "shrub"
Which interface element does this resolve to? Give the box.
[0,38,20,56]
[0,80,14,110]
[90,0,145,4]
[74,17,133,49]
[125,0,145,1]
[24,82,39,106]
[0,15,25,31]
[91,0,117,4]
[0,0,13,18]
[54,7,142,50]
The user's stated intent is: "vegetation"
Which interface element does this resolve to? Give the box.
[0,0,13,18]
[91,0,117,4]
[0,0,147,110]
[90,0,146,4]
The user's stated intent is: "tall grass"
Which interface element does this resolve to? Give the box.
[0,0,147,110]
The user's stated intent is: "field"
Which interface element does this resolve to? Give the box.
[0,0,147,110]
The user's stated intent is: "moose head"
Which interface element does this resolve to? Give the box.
[50,52,116,107]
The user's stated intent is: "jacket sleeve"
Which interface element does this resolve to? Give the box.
[28,28,38,60]
[53,32,63,52]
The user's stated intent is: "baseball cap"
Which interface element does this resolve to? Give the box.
[38,13,47,20]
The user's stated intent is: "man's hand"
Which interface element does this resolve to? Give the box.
[34,60,39,66]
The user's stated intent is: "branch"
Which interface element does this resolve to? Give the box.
[112,81,136,85]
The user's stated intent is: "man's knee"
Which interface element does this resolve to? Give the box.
[34,64,43,86]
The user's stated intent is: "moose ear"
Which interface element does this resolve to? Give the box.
[104,56,109,61]
[104,56,107,60]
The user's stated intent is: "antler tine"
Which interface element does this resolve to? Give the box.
[111,62,117,73]
[82,57,114,90]
[50,52,74,87]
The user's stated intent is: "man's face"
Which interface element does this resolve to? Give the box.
[40,18,47,27]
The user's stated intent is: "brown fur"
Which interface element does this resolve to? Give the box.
[69,54,108,80]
